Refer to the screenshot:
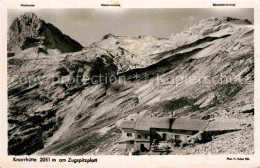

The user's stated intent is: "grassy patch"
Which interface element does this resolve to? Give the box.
[230,52,253,64]
[8,58,24,67]
[119,97,139,106]
[190,82,244,113]
[215,82,243,103]
[42,116,64,143]
[87,115,117,130]
[153,83,243,117]
[7,53,15,57]
[163,97,196,112]
[56,66,69,76]
[8,84,29,97]
[9,91,51,114]
[90,101,103,108]
[109,82,125,92]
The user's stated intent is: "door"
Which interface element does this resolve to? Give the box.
[162,133,167,141]
[140,144,147,152]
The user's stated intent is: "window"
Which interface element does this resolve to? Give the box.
[144,135,148,139]
[137,135,142,139]
[175,135,180,139]
[127,133,132,137]
[146,135,150,139]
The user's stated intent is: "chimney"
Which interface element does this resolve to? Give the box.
[169,115,175,130]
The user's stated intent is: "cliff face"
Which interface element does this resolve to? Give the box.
[7,13,254,155]
[8,12,83,55]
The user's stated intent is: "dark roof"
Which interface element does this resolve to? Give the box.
[171,118,208,131]
[151,117,171,129]
[134,117,171,131]
[119,120,135,129]
[133,116,208,131]
[134,117,152,131]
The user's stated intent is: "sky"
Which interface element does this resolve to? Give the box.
[8,8,254,46]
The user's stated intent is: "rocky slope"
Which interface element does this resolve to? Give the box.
[181,126,254,154]
[7,13,254,155]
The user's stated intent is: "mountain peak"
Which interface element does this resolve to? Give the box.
[8,13,83,55]
[20,12,38,19]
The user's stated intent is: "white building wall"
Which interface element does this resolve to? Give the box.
[121,128,135,139]
[156,130,194,141]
